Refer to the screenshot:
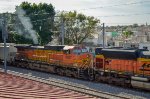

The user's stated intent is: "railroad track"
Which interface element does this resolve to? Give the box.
[0,68,129,99]
[0,71,97,99]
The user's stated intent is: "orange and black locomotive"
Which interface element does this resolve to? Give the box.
[1,44,149,90]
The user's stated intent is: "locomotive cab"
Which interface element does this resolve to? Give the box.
[131,51,150,90]
[138,51,150,75]
[72,46,88,55]
[95,47,104,69]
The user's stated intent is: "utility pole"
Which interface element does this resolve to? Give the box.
[61,18,64,45]
[2,15,8,73]
[102,23,105,48]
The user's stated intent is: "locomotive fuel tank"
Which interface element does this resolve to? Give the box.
[131,76,150,90]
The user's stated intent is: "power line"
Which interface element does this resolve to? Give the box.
[97,12,150,17]
[104,23,146,25]
[13,1,150,17]
[7,12,150,26]
[16,11,150,18]
[79,1,150,11]
[6,10,150,26]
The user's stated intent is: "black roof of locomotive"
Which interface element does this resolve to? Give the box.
[15,45,31,49]
[15,45,45,49]
[15,45,66,51]
[101,48,139,60]
[44,45,65,51]
[95,47,103,55]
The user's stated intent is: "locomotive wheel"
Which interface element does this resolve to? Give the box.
[108,77,113,84]
[73,71,78,78]
[89,76,94,81]
[95,74,100,82]
[56,68,65,76]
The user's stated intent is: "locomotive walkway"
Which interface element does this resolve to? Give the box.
[0,72,97,99]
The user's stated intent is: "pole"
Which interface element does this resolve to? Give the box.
[61,18,64,45]
[2,16,7,73]
[4,31,7,73]
[102,23,105,48]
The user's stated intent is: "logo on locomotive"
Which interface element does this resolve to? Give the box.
[141,63,150,68]
[140,63,150,71]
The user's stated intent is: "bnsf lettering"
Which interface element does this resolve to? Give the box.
[141,63,150,68]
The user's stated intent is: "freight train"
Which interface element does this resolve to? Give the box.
[0,44,150,90]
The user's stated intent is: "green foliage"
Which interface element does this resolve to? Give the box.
[123,30,134,38]
[13,33,33,44]
[18,2,55,45]
[133,23,138,28]
[57,11,100,44]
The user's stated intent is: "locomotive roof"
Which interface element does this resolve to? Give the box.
[44,45,65,51]
[15,45,30,49]
[30,46,44,49]
[101,48,138,60]
[101,48,137,52]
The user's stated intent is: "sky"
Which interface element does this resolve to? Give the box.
[0,0,150,26]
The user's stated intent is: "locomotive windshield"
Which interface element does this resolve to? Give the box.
[81,49,88,53]
[73,49,81,54]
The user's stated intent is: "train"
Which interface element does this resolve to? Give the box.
[0,43,150,90]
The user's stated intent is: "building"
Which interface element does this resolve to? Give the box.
[139,42,150,51]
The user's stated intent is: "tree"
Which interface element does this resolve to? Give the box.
[55,11,100,45]
[16,2,55,45]
[12,32,33,44]
[133,23,138,28]
[122,30,134,38]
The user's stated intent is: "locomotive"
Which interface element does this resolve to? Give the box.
[95,48,150,90]
[14,45,93,78]
[0,44,150,90]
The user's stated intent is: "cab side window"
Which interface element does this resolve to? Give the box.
[64,50,70,54]
[73,49,81,55]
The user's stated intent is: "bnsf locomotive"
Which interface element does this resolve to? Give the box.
[0,44,150,90]
[95,48,150,90]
